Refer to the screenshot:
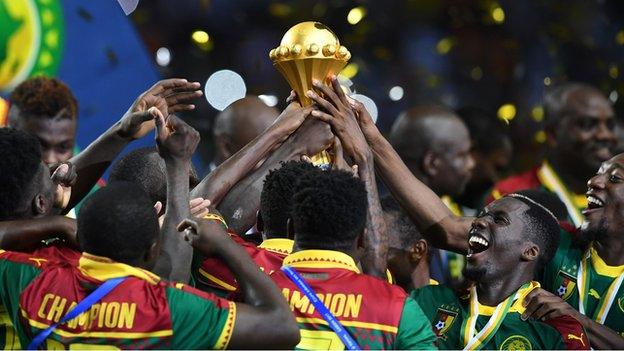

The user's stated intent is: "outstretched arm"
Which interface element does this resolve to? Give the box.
[152,113,199,282]
[312,76,470,254]
[63,79,202,212]
[179,218,300,349]
[191,102,313,206]
[306,79,388,279]
[217,118,334,235]
[0,216,77,251]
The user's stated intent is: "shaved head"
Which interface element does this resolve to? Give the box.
[390,106,474,196]
[213,96,279,165]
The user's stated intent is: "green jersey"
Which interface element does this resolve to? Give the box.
[0,250,236,349]
[542,229,624,335]
[411,282,589,350]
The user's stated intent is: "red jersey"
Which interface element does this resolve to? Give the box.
[271,250,436,349]
[0,251,235,349]
[192,234,293,298]
[0,243,80,349]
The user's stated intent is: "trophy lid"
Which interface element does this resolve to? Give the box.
[270,21,351,62]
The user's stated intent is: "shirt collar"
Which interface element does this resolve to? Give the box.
[475,281,540,316]
[78,252,161,285]
[258,238,293,255]
[282,249,360,273]
[590,245,624,278]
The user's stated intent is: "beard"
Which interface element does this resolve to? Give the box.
[463,265,487,282]
[580,215,609,245]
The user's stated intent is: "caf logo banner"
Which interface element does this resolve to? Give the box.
[0,0,64,92]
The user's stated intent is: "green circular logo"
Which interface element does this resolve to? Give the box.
[0,0,64,92]
[500,335,532,350]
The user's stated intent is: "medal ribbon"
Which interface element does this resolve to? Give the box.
[537,162,584,227]
[461,282,530,350]
[577,247,624,324]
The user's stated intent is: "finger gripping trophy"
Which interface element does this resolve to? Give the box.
[269,21,351,169]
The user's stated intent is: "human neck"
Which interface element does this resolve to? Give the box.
[548,155,590,194]
[594,235,624,266]
[410,262,431,290]
[475,271,533,306]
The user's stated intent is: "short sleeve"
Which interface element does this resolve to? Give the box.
[0,251,44,347]
[166,285,236,349]
[394,297,437,350]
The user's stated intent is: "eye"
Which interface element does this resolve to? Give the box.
[609,174,622,183]
[577,118,597,130]
[493,215,507,225]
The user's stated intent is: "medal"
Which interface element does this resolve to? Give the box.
[461,282,531,350]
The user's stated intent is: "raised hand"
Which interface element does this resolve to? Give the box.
[177,217,230,256]
[50,162,77,209]
[49,162,77,188]
[155,197,212,227]
[521,288,583,322]
[287,117,334,158]
[306,76,372,164]
[118,79,202,139]
[154,112,200,162]
[270,101,314,141]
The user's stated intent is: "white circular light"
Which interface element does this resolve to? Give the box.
[204,70,247,111]
[388,86,404,101]
[155,47,171,67]
[609,90,619,103]
[351,94,378,123]
[258,94,278,107]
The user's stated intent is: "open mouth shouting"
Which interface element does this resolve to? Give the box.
[583,193,604,216]
[466,229,490,259]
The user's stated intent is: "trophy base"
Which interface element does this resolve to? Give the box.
[310,150,332,171]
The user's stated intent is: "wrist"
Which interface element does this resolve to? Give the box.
[164,156,191,168]
[354,148,373,166]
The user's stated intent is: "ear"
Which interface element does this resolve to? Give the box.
[286,218,295,240]
[32,193,50,216]
[422,151,440,177]
[521,242,540,262]
[409,239,428,264]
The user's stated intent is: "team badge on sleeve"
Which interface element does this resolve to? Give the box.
[432,307,457,338]
[555,271,577,301]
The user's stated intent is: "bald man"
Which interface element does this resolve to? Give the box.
[390,106,475,198]
[487,83,616,227]
[389,105,475,285]
[213,96,279,167]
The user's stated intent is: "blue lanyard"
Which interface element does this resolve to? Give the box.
[28,277,126,350]
[281,266,361,351]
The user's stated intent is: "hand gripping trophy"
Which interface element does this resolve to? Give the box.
[269,21,351,169]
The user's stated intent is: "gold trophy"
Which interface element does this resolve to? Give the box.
[270,21,351,169]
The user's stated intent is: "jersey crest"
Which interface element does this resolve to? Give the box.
[432,307,457,339]
[499,335,532,350]
[555,270,577,301]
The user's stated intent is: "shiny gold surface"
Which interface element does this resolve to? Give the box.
[270,21,350,106]
[270,22,351,167]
